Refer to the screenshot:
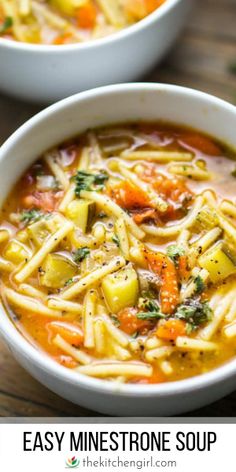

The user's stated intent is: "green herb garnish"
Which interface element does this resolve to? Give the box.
[231,167,236,178]
[175,299,213,333]
[73,170,108,196]
[194,275,205,294]
[167,244,185,264]
[110,314,120,327]
[65,278,74,286]
[73,247,90,263]
[20,209,43,225]
[112,234,120,247]
[0,17,13,34]
[137,298,165,321]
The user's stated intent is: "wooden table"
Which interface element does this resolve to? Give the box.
[0,0,236,417]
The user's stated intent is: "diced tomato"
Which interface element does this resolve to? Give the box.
[132,208,157,224]
[48,321,84,347]
[117,307,152,335]
[179,133,222,156]
[21,191,63,212]
[55,355,78,369]
[156,319,186,341]
[76,1,97,29]
[136,165,192,211]
[109,180,151,210]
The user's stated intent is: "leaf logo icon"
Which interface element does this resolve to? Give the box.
[65,457,80,468]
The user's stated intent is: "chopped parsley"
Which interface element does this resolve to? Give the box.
[110,314,120,327]
[65,278,74,286]
[175,298,213,333]
[73,247,90,263]
[166,244,185,264]
[0,17,13,34]
[112,234,120,247]
[20,209,43,225]
[137,298,165,321]
[194,275,205,294]
[73,170,108,197]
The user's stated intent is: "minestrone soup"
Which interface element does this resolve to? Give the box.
[0,0,166,44]
[1,123,236,384]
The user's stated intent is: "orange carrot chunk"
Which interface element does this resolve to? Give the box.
[156,319,186,341]
[48,321,84,347]
[117,307,152,335]
[109,180,151,210]
[144,251,179,314]
[76,2,97,29]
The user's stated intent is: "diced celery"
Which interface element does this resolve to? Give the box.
[195,206,219,231]
[102,266,139,313]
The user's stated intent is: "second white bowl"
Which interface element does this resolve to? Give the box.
[0,0,192,103]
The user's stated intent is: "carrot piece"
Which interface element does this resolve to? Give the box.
[135,370,165,384]
[178,255,190,281]
[53,32,74,45]
[160,257,179,314]
[132,208,157,224]
[48,321,84,347]
[144,250,179,314]
[125,0,164,19]
[117,307,152,335]
[109,180,151,210]
[156,319,186,341]
[144,0,166,14]
[179,132,221,156]
[76,1,97,29]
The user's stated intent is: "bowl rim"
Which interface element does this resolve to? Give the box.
[1,82,236,399]
[0,0,182,53]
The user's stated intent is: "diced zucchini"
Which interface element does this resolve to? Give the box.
[65,200,95,233]
[39,253,77,288]
[27,215,62,246]
[199,241,236,283]
[4,240,31,264]
[27,220,50,246]
[102,266,139,313]
[195,206,219,230]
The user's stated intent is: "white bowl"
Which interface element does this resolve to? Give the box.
[1,83,236,416]
[0,0,192,103]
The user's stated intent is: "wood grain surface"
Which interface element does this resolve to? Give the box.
[0,0,236,417]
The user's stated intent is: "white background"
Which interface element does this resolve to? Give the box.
[0,423,230,471]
